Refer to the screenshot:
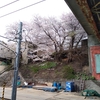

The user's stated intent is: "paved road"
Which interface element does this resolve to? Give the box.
[0,87,100,100]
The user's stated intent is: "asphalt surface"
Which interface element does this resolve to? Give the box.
[0,87,100,100]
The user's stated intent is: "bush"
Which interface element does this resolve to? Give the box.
[63,65,75,79]
[40,61,56,70]
[30,66,40,73]
[90,76,95,80]
[75,73,96,80]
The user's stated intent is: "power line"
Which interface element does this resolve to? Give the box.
[0,0,46,18]
[0,40,16,54]
[0,0,19,9]
[0,35,11,40]
[0,34,17,42]
[0,34,27,53]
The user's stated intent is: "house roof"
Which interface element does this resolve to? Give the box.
[64,0,100,40]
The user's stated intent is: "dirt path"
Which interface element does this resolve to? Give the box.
[46,92,100,100]
[0,87,100,100]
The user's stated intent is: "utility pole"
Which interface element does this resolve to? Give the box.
[11,22,23,100]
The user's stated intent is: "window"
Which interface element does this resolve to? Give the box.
[95,54,100,73]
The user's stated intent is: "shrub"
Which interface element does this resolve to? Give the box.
[90,76,95,80]
[30,66,40,73]
[40,61,56,70]
[75,73,96,80]
[63,65,75,79]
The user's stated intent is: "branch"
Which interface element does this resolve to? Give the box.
[75,35,83,48]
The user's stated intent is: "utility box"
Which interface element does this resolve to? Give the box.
[90,46,100,80]
[66,82,74,92]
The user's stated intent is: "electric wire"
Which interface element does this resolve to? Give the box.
[0,35,18,42]
[0,41,16,54]
[0,0,20,9]
[0,34,27,52]
[0,64,14,75]
[0,35,11,40]
[0,0,46,18]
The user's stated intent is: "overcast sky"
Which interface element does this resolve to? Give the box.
[0,0,71,38]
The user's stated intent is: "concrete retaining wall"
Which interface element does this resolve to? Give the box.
[85,80,100,93]
[31,78,100,93]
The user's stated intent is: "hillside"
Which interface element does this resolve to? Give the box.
[19,47,91,82]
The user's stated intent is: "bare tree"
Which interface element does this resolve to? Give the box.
[5,13,87,61]
[61,13,87,49]
[5,22,19,39]
[32,16,69,52]
[29,16,70,60]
